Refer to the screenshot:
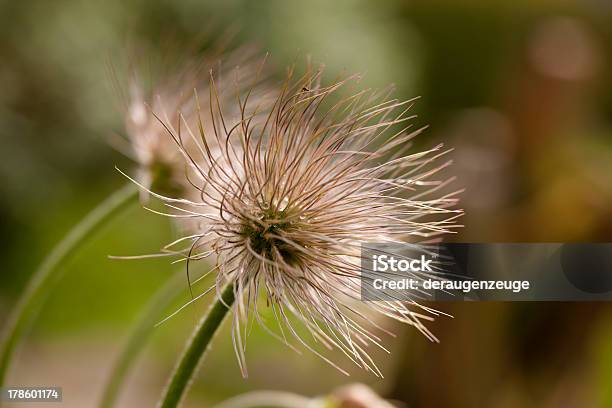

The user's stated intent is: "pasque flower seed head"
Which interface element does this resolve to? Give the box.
[139,63,462,377]
[117,46,267,199]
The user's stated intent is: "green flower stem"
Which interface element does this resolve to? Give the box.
[0,183,139,386]
[159,284,235,408]
[100,272,185,408]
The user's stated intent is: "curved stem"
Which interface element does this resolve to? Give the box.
[100,272,186,408]
[0,183,139,386]
[212,391,313,408]
[158,284,235,408]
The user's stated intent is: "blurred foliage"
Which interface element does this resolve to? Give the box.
[1,0,612,406]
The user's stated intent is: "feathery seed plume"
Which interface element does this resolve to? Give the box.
[140,64,462,377]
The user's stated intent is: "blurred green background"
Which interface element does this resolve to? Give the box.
[1,0,612,406]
